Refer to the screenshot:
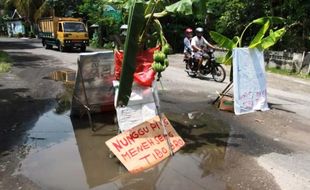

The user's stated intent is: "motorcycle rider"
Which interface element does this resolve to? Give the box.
[191,27,216,74]
[184,28,193,59]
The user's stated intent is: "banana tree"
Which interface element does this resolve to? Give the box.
[210,16,287,66]
[117,0,201,106]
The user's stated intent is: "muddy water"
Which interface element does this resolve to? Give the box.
[13,106,232,190]
[12,70,234,189]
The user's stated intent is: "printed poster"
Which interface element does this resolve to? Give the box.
[71,51,115,115]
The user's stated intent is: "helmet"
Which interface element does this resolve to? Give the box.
[120,24,128,30]
[185,28,193,33]
[195,27,203,33]
[120,24,128,36]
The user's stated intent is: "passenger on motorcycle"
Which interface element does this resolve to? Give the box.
[184,28,193,59]
[191,27,216,74]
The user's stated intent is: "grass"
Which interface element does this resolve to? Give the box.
[0,51,12,73]
[266,67,310,79]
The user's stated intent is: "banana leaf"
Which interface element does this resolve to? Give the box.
[145,0,156,15]
[165,0,193,15]
[249,20,270,48]
[210,31,237,50]
[258,27,286,50]
[223,50,232,65]
[232,36,240,44]
[117,1,145,106]
[252,16,285,25]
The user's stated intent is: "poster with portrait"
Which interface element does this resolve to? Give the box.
[71,51,115,116]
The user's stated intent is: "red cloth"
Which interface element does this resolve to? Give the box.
[114,47,159,87]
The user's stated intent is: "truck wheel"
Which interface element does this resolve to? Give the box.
[58,45,65,52]
[45,44,52,49]
[81,46,86,52]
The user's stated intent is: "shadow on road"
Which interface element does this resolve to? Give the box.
[0,41,40,50]
[268,102,296,114]
[7,51,54,68]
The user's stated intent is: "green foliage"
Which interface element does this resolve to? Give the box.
[210,17,287,64]
[252,17,285,25]
[204,0,310,51]
[259,28,287,50]
[210,31,236,50]
[0,63,11,73]
[266,67,310,79]
[249,20,270,48]
[165,0,193,15]
[90,31,100,48]
[17,32,23,38]
[28,31,35,38]
[79,0,123,47]
[0,51,12,73]
[117,0,199,106]
[103,42,115,49]
[212,0,247,36]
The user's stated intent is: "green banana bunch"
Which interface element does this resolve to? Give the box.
[152,45,170,73]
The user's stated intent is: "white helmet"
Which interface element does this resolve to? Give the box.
[120,24,128,36]
[120,24,128,30]
[195,27,203,33]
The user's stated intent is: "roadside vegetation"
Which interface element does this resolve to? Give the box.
[1,0,309,51]
[1,0,309,77]
[267,67,310,79]
[0,51,11,73]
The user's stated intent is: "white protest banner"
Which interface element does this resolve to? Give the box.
[105,115,185,173]
[233,48,269,115]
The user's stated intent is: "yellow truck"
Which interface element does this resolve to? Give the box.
[38,17,89,52]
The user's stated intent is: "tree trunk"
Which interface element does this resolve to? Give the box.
[98,25,104,47]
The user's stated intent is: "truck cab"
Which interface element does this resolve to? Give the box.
[39,17,89,52]
[57,21,89,52]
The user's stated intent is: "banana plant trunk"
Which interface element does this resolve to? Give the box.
[116,1,145,106]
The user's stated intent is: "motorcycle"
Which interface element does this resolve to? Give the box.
[184,48,226,82]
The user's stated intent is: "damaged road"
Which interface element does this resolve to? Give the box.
[0,38,310,190]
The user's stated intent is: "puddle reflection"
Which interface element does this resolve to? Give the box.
[16,109,233,190]
[71,112,231,189]
[48,69,76,83]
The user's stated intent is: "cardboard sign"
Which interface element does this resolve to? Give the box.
[219,95,234,112]
[105,115,185,173]
[71,51,115,116]
[114,82,158,132]
[233,48,269,115]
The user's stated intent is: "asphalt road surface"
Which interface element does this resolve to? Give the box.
[0,37,310,190]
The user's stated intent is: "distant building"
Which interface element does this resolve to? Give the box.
[6,9,25,37]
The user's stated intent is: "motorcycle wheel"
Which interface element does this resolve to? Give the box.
[212,64,226,82]
[185,60,197,77]
[186,68,197,77]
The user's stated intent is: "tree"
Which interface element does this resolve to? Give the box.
[205,0,310,51]
[3,0,84,26]
[79,0,123,47]
[278,0,310,51]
